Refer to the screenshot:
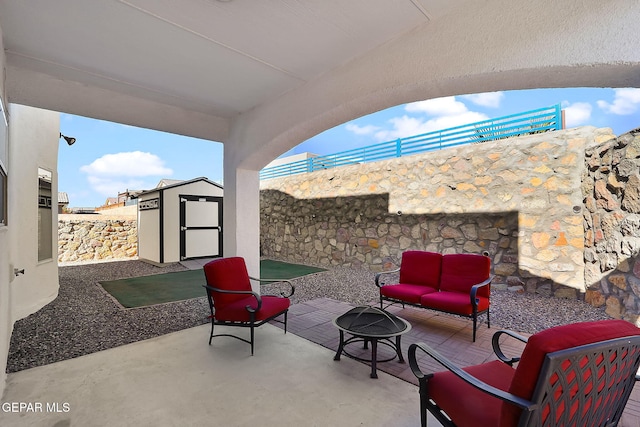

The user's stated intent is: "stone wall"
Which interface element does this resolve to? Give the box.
[260,127,616,298]
[583,129,640,322]
[58,215,138,263]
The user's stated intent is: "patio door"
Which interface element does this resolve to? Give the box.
[179,195,223,260]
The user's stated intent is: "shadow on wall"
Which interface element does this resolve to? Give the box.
[582,128,640,322]
[260,189,528,289]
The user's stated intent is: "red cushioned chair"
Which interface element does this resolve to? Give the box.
[203,257,295,355]
[408,320,640,427]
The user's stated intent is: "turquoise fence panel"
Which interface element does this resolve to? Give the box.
[260,104,562,180]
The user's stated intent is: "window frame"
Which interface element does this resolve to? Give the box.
[0,95,7,226]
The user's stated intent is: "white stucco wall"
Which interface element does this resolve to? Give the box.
[8,104,60,320]
[0,99,59,397]
[0,20,9,397]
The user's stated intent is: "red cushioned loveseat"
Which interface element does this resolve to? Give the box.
[375,250,492,342]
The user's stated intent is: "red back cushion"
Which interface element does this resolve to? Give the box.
[501,320,640,426]
[440,253,491,297]
[203,257,252,306]
[399,251,442,288]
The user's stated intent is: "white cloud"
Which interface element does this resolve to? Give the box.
[374,111,489,141]
[597,88,640,115]
[344,123,380,135]
[461,92,505,108]
[80,151,172,197]
[405,96,468,116]
[80,151,172,177]
[562,101,592,128]
[368,95,491,141]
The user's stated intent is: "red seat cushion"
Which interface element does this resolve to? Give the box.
[501,320,640,426]
[380,283,437,304]
[399,251,442,288]
[204,257,252,306]
[419,291,489,315]
[440,253,491,297]
[429,360,515,427]
[214,295,290,322]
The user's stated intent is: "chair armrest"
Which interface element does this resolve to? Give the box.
[469,276,493,307]
[203,284,263,312]
[249,276,296,298]
[491,330,528,366]
[375,268,400,288]
[408,342,536,412]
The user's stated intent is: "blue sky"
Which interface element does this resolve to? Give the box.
[59,87,640,208]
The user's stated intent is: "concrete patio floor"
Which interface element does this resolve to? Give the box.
[2,296,639,426]
[0,321,425,427]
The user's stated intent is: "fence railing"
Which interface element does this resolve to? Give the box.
[260,104,562,180]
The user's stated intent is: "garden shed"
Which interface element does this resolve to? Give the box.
[137,177,223,264]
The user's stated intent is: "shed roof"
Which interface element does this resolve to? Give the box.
[136,177,223,197]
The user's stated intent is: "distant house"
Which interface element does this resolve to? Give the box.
[105,197,119,206]
[264,152,318,169]
[156,179,184,188]
[58,192,69,214]
[118,189,143,206]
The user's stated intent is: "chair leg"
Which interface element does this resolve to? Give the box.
[284,310,288,334]
[487,308,490,328]
[250,325,255,356]
[472,315,477,342]
[419,379,428,427]
[209,320,215,345]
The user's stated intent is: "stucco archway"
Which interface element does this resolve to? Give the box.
[224,0,640,273]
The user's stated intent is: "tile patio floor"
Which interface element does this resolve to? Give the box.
[280,298,640,427]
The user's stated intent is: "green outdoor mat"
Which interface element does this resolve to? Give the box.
[100,269,205,309]
[100,259,325,308]
[259,259,325,281]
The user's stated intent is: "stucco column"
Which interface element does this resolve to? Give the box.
[222,158,261,281]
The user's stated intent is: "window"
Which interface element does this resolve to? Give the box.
[0,95,7,226]
[38,168,53,261]
[0,167,5,226]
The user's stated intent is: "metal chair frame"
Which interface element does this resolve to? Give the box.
[409,330,640,427]
[204,277,294,355]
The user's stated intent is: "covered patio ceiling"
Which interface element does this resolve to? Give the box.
[3,0,640,272]
[0,0,468,146]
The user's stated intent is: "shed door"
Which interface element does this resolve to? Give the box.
[179,195,223,260]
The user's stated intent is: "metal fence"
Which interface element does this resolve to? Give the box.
[260,104,562,180]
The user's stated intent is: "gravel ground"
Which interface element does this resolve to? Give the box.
[6,260,611,373]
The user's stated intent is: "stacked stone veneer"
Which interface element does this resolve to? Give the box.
[58,216,137,263]
[261,127,618,300]
[583,129,640,322]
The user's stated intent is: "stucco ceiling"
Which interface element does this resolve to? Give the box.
[0,0,467,142]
